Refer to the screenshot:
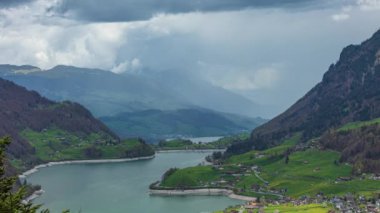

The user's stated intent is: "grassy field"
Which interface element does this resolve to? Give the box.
[214,203,332,213]
[20,128,154,163]
[259,149,352,197]
[227,134,300,165]
[156,133,249,150]
[157,133,380,198]
[160,166,221,188]
[338,117,380,132]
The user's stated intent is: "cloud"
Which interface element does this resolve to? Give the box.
[0,0,380,114]
[111,58,142,74]
[332,13,350,21]
[51,0,328,22]
[222,67,280,90]
[198,61,281,90]
[0,0,32,7]
[357,0,380,10]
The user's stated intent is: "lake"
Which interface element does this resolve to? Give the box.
[27,151,242,213]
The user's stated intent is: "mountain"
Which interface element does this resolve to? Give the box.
[319,118,380,173]
[0,65,180,117]
[100,108,266,140]
[0,65,263,118]
[0,78,153,174]
[226,29,380,171]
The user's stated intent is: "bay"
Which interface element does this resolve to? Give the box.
[27,151,242,213]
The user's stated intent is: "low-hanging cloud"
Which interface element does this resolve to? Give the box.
[0,0,380,115]
[52,0,330,22]
[0,0,32,7]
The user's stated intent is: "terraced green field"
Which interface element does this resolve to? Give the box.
[20,128,154,163]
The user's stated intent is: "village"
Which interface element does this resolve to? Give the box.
[206,142,380,213]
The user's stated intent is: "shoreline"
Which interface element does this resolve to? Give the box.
[19,155,155,179]
[156,149,225,153]
[22,189,45,204]
[149,188,256,202]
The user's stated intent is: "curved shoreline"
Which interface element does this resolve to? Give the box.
[149,188,256,202]
[156,149,225,153]
[19,155,155,179]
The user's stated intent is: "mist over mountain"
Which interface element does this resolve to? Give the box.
[100,108,265,140]
[0,65,263,118]
[0,65,267,139]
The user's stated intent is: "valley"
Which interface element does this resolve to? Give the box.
[0,1,380,212]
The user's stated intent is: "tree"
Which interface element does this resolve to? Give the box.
[285,155,289,164]
[0,137,45,212]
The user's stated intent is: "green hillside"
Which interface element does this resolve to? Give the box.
[156,134,380,198]
[20,128,153,164]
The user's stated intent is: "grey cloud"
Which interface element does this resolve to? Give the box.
[54,0,326,22]
[0,0,33,7]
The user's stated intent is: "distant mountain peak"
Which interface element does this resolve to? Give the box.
[0,64,41,75]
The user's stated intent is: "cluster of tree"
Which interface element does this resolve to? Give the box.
[205,151,223,163]
[0,137,71,212]
[157,139,193,148]
[84,146,103,158]
[0,137,43,212]
[124,139,154,158]
[320,124,380,174]
[161,168,178,182]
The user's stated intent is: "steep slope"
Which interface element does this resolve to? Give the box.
[319,118,380,173]
[0,65,262,118]
[0,78,153,173]
[100,108,265,140]
[227,29,380,153]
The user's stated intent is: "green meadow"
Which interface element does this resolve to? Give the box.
[338,117,380,132]
[159,133,380,198]
[19,128,154,163]
[214,203,332,213]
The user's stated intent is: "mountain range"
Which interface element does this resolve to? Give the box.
[0,65,265,139]
[0,65,263,117]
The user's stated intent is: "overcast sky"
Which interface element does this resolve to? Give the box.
[0,0,380,116]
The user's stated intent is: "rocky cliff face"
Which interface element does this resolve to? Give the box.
[227,29,380,154]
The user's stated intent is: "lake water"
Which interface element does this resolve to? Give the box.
[27,151,242,213]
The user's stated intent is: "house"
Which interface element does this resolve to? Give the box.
[366,203,377,212]
[336,176,352,182]
[244,202,262,210]
[372,174,380,180]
